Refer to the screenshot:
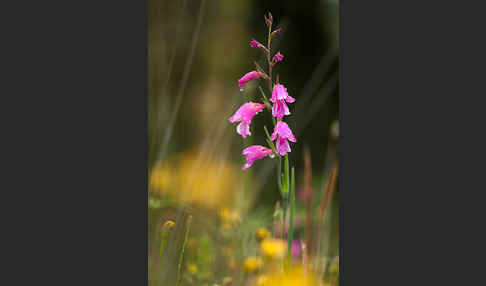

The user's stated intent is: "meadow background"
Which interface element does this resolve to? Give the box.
[148,1,339,285]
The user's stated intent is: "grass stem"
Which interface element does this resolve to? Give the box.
[288,167,295,263]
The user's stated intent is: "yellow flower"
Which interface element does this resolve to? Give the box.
[150,164,172,191]
[220,208,241,229]
[259,239,287,259]
[187,263,198,275]
[252,266,318,286]
[162,220,175,231]
[256,275,268,286]
[243,257,263,274]
[151,149,240,209]
[255,228,270,242]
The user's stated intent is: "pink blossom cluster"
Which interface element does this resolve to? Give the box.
[228,13,297,170]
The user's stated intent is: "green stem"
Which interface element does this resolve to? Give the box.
[277,156,284,197]
[176,215,192,286]
[282,196,287,239]
[267,19,273,93]
[284,154,290,196]
[160,223,174,257]
[288,167,295,263]
[264,126,278,155]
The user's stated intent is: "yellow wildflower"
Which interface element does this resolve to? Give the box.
[256,275,268,286]
[220,208,241,229]
[259,239,287,259]
[255,228,270,242]
[150,164,172,191]
[150,149,240,209]
[162,220,175,231]
[243,257,263,274]
[253,266,318,286]
[187,263,198,275]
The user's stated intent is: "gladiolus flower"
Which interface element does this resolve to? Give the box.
[238,71,260,90]
[242,145,273,170]
[273,52,284,62]
[270,84,295,120]
[270,121,296,156]
[228,102,266,138]
[250,39,262,48]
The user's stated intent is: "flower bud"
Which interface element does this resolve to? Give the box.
[264,14,271,26]
[271,28,281,38]
[162,220,175,231]
[250,39,262,48]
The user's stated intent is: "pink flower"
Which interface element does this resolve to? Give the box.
[242,145,273,170]
[250,39,262,48]
[270,121,296,156]
[273,52,284,62]
[228,102,267,138]
[264,15,271,26]
[238,71,260,90]
[291,240,302,259]
[270,84,295,120]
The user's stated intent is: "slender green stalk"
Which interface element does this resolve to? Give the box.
[264,126,278,155]
[276,155,283,197]
[281,195,287,239]
[288,167,295,262]
[267,17,273,93]
[284,154,290,196]
[259,86,271,108]
[259,86,276,126]
[160,221,175,257]
[176,215,192,286]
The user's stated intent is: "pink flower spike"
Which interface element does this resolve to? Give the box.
[273,52,284,62]
[250,39,261,48]
[228,102,267,138]
[270,121,296,156]
[242,145,273,170]
[238,71,260,90]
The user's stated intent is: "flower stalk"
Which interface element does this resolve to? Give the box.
[229,12,297,261]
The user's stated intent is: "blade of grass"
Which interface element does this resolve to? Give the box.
[319,165,339,225]
[303,147,313,255]
[176,215,192,286]
[284,154,289,196]
[287,166,295,263]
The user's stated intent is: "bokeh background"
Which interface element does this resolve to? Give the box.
[148,1,339,285]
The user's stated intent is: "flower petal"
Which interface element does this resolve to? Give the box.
[276,137,291,156]
[237,122,250,138]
